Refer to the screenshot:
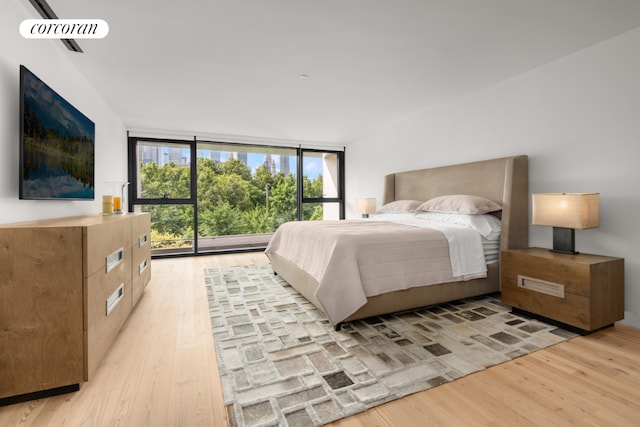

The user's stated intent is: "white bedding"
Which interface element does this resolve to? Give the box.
[368,215,489,277]
[369,211,502,264]
[265,218,492,325]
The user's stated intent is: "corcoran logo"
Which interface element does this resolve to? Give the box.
[20,19,109,39]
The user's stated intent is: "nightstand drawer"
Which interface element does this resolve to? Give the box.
[501,248,624,332]
[516,275,565,298]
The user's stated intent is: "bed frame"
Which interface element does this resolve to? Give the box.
[269,155,529,327]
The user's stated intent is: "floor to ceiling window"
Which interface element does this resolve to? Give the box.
[195,141,299,253]
[128,136,344,257]
[300,149,344,221]
[128,138,195,255]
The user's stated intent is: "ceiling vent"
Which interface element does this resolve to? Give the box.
[28,0,83,53]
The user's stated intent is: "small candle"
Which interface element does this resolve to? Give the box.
[102,195,113,214]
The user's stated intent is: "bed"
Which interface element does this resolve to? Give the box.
[265,155,529,329]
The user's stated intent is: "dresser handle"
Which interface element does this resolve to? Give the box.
[106,283,125,316]
[106,247,124,273]
[138,233,148,248]
[139,258,148,275]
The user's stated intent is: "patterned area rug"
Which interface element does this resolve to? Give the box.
[205,264,576,427]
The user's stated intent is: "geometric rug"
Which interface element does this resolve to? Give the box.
[204,264,577,427]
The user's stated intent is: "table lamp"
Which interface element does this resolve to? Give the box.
[355,198,376,218]
[532,192,599,254]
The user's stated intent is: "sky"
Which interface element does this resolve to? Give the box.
[155,146,323,180]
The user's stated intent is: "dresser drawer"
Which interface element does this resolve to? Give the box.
[84,264,132,379]
[131,213,151,250]
[130,213,151,308]
[131,249,151,308]
[84,218,132,277]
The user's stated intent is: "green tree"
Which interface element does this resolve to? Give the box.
[270,173,297,225]
[253,164,275,192]
[210,173,253,210]
[140,151,334,248]
[251,164,275,206]
[241,205,275,234]
[308,204,324,221]
[141,162,190,198]
[199,201,243,236]
[305,175,323,198]
[220,158,252,181]
[197,158,221,212]
[143,204,193,238]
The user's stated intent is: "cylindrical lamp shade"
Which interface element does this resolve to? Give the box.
[355,198,377,215]
[532,193,599,229]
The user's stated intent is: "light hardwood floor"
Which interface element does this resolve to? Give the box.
[1,253,639,426]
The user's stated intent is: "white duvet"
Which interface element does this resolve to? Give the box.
[265,218,490,325]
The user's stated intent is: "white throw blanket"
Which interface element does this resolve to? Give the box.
[369,216,488,278]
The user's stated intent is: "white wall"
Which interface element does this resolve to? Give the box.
[346,28,640,327]
[0,0,127,224]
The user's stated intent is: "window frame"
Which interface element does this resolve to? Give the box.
[128,136,345,256]
[297,148,346,221]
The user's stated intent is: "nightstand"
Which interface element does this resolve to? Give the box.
[501,247,624,334]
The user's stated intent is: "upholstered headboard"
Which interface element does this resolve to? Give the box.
[383,155,529,250]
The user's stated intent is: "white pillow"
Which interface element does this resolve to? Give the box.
[377,199,424,213]
[416,195,502,214]
[369,212,417,221]
[415,211,502,240]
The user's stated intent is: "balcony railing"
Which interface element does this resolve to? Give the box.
[151,233,273,256]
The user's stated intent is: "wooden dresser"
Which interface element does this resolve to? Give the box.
[0,213,151,404]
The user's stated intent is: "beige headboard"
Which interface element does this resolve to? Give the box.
[383,155,529,250]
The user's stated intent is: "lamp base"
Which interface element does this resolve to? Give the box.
[551,227,579,255]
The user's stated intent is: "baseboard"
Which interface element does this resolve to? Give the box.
[620,311,640,329]
[0,384,80,407]
[510,308,611,336]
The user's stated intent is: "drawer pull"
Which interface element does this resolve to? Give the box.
[106,283,125,316]
[106,247,124,273]
[139,258,148,275]
[138,233,148,248]
[517,275,565,298]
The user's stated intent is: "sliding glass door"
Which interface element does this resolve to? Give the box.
[195,142,299,253]
[128,136,344,256]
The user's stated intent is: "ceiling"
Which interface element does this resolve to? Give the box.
[41,0,640,144]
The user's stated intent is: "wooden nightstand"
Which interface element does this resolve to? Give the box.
[501,247,624,334]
